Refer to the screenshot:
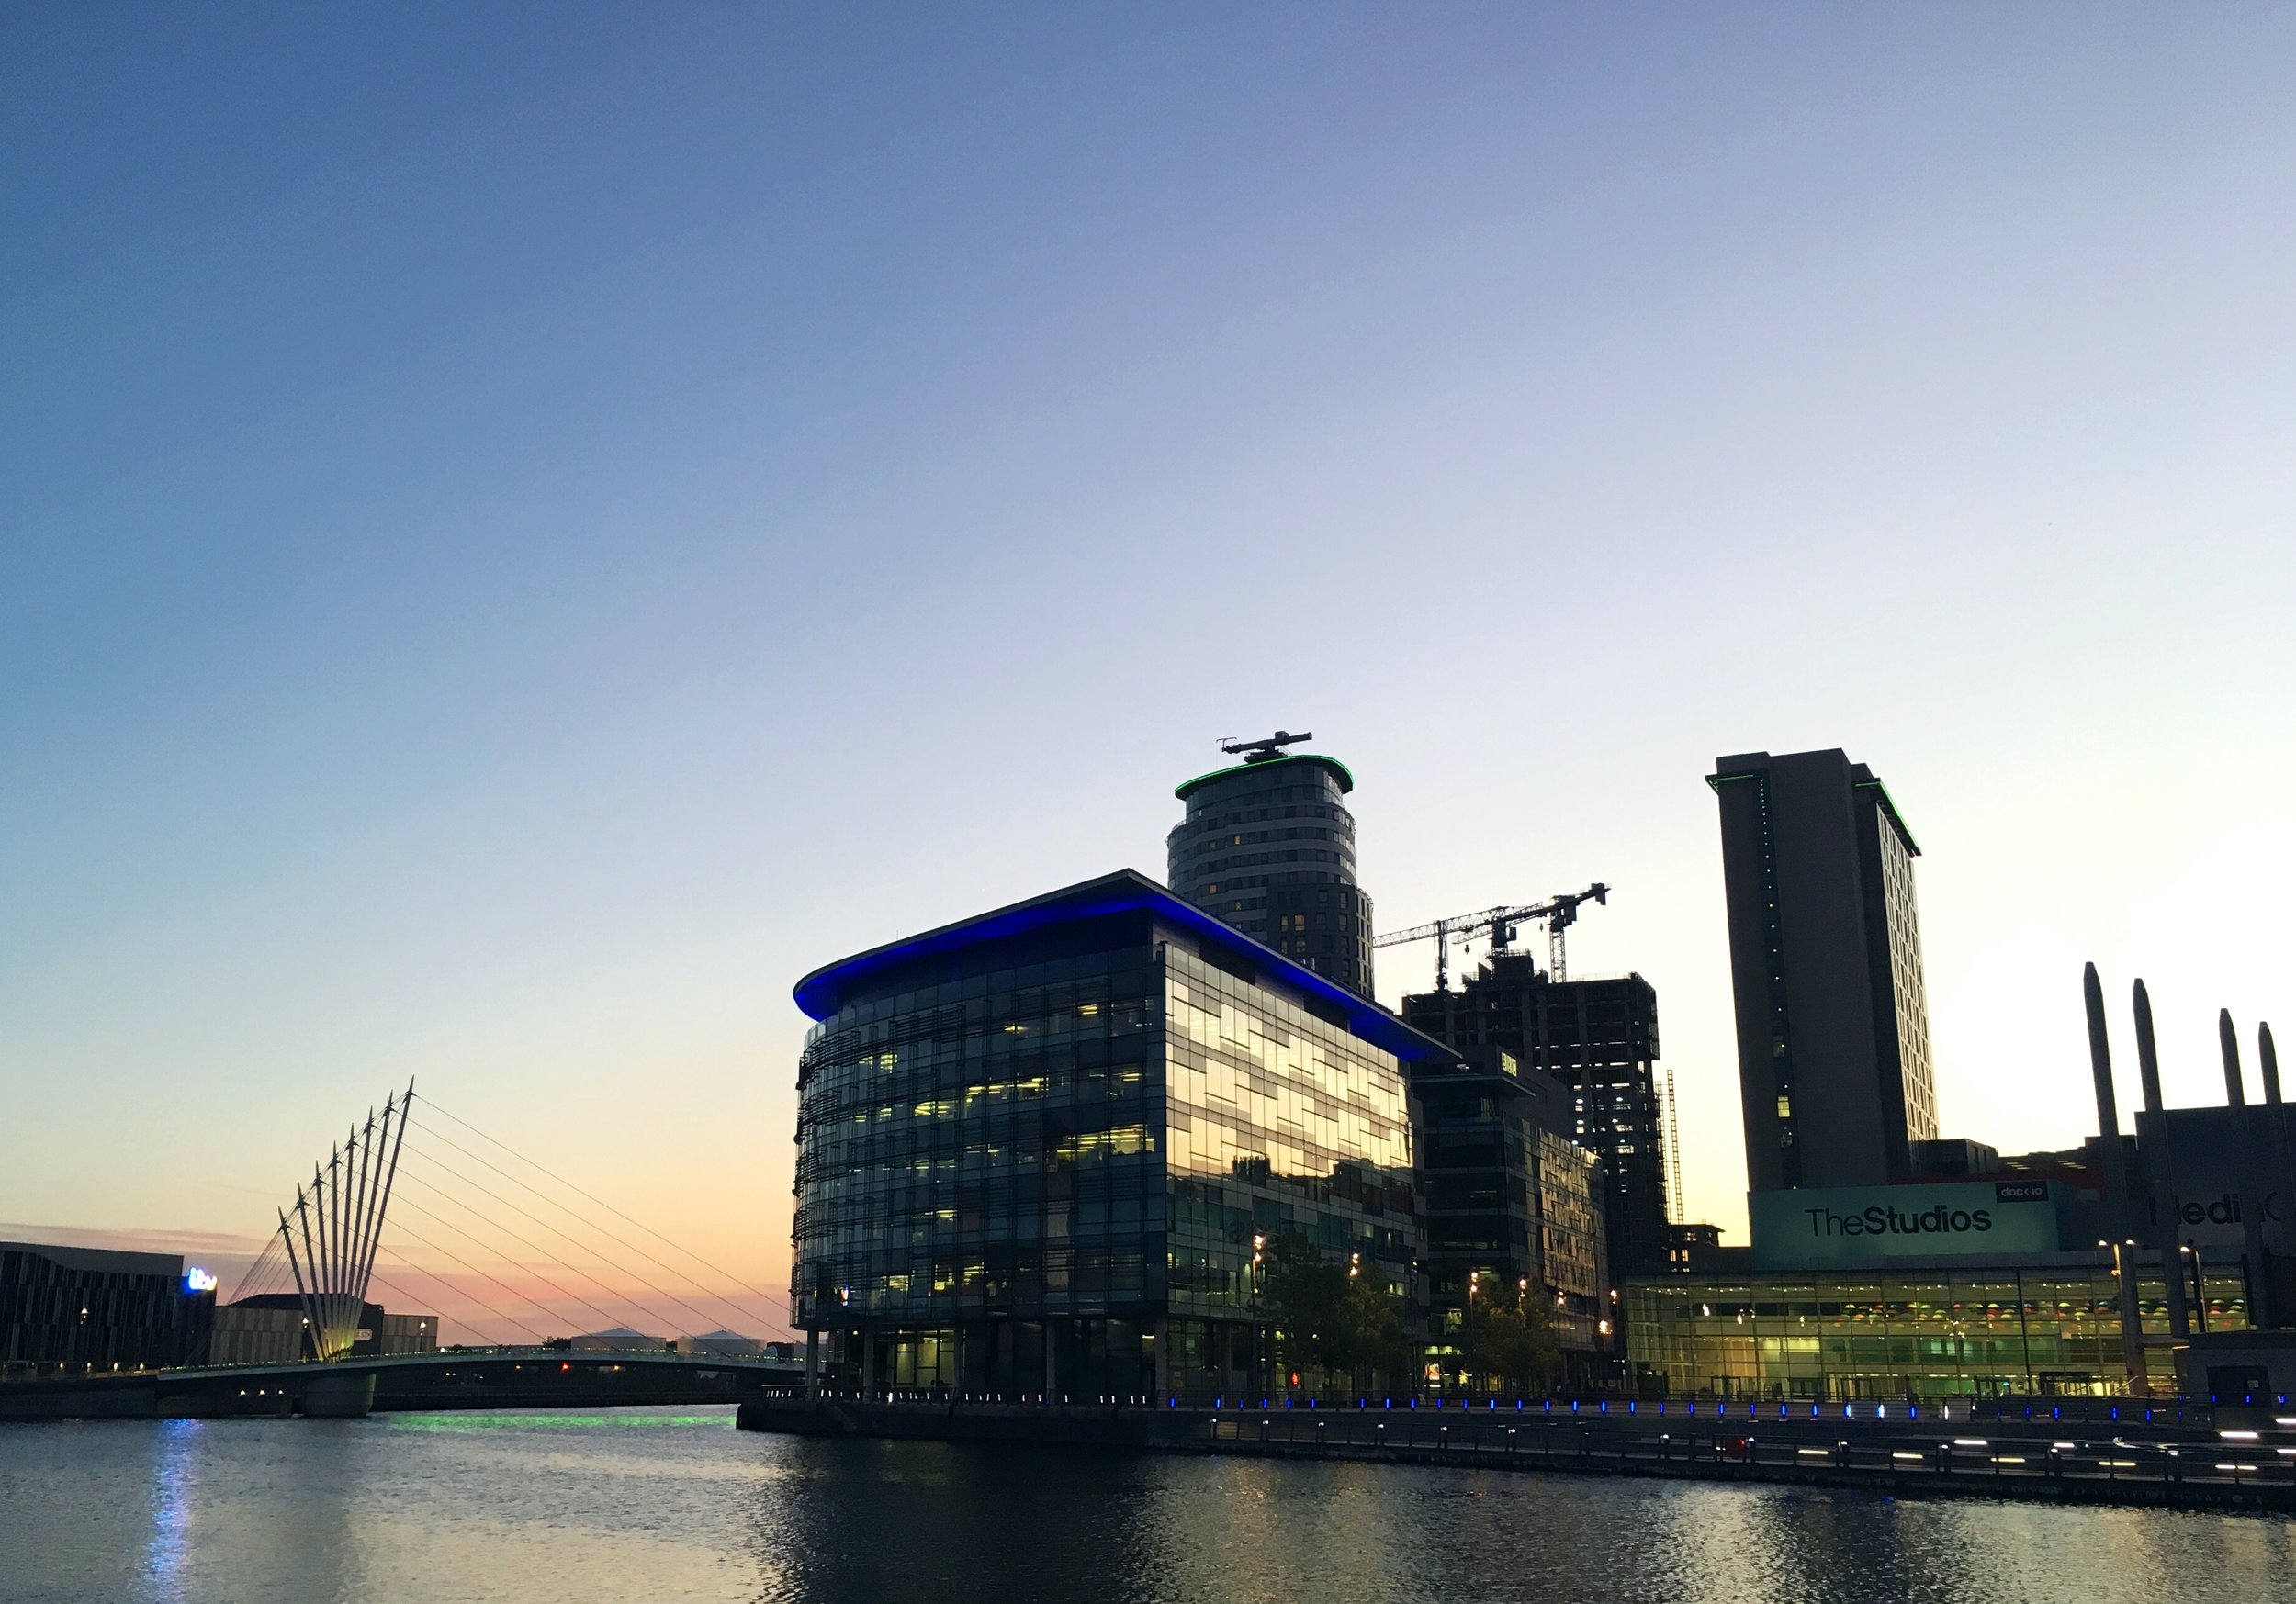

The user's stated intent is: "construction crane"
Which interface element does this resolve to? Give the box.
[1373,883,1611,990]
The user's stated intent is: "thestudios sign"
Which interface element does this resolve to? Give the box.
[1750,1181,2067,1270]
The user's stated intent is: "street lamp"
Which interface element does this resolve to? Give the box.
[1465,1271,1480,1399]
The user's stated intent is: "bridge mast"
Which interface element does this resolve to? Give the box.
[263,1082,417,1363]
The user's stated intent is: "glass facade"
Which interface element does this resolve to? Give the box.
[1402,964,1669,1277]
[1628,1263,2252,1399]
[1409,1060,1607,1367]
[791,886,1423,1400]
[1864,785,1938,1146]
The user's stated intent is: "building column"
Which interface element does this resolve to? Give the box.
[861,1323,877,1397]
[2134,981,2193,1342]
[1043,1318,1059,1401]
[1154,1318,1171,1401]
[805,1329,819,1401]
[2115,1251,2148,1394]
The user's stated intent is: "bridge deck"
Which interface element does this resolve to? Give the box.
[0,1349,804,1420]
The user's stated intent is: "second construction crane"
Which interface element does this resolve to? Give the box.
[1373,883,1610,990]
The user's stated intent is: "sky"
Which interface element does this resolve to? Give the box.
[5,5,2292,1342]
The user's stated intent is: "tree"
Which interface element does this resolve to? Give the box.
[1262,1231,1412,1395]
[1459,1278,1563,1396]
[1331,1268,1412,1391]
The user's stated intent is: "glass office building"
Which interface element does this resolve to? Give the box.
[790,870,1444,1399]
[1409,1049,1609,1373]
[1628,1258,2252,1399]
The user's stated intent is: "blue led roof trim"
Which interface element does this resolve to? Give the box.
[793,869,1447,1061]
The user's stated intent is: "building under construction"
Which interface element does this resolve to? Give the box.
[1401,958,1672,1282]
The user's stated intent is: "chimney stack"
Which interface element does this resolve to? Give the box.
[2084,964,2132,1199]
[2222,1009,2247,1105]
[2134,979,2190,1340]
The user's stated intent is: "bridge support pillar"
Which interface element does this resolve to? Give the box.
[300,1372,376,1419]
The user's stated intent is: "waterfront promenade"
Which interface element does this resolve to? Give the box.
[739,1392,2296,1513]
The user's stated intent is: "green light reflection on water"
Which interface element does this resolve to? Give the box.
[385,1411,736,1432]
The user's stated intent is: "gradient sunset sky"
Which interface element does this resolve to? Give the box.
[5,6,2291,1340]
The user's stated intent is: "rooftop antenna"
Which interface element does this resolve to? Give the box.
[1220,730,1312,764]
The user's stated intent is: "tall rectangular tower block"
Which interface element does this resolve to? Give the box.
[1709,749,1936,1191]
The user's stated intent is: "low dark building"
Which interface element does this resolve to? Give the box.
[1401,959,1671,1280]
[1662,1222,1748,1275]
[1,1240,215,1377]
[208,1295,439,1363]
[789,869,1446,1400]
[1909,1138,2002,1179]
[1408,1047,1609,1381]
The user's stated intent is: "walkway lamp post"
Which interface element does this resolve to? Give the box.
[1251,1234,1266,1399]
[1466,1271,1479,1399]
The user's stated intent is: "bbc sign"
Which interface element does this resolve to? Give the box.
[1750,1180,2067,1270]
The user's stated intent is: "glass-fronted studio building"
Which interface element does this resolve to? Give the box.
[1631,1258,2251,1400]
[1627,1180,2254,1398]
[789,869,1450,1399]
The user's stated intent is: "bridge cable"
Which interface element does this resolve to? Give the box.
[228,1230,291,1305]
[381,1215,581,1343]
[366,1262,544,1348]
[394,1144,776,1344]
[407,1105,793,1327]
[416,1099,793,1312]
[411,1104,794,1333]
[386,1189,643,1340]
[391,1165,711,1342]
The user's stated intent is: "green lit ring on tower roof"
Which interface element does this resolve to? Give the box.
[1173,752,1355,802]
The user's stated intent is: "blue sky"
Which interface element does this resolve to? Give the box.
[5,5,2292,1332]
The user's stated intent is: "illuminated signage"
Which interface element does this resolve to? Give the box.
[1750,1181,2067,1269]
[184,1267,219,1293]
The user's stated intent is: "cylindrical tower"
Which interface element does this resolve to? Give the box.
[1166,744,1374,997]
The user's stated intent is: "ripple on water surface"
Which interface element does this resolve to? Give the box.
[2,1407,2292,1604]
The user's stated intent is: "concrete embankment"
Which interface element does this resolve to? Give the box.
[736,1396,2296,1514]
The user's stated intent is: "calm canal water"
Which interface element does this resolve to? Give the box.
[4,1406,2293,1604]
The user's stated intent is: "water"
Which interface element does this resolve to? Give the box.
[4,1407,2293,1604]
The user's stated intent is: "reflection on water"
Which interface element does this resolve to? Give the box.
[2,1408,2293,1604]
[138,1419,198,1600]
